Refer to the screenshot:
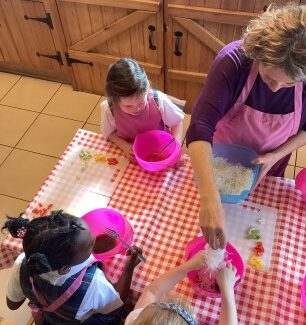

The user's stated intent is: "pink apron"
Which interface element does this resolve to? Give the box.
[213,61,303,176]
[113,90,164,142]
[29,266,88,325]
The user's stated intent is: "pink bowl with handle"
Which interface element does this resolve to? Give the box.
[81,208,133,261]
[133,130,181,172]
[185,236,244,298]
[302,275,306,309]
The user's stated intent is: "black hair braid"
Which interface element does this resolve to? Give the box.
[1,214,31,238]
[27,252,52,275]
[2,210,87,275]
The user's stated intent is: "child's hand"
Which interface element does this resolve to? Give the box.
[216,261,240,293]
[121,142,135,162]
[125,246,143,271]
[185,250,205,271]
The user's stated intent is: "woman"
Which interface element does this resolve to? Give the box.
[186,3,306,249]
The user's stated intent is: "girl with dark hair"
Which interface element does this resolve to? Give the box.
[101,57,185,161]
[3,210,141,325]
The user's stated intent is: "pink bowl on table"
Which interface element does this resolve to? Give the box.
[81,208,133,261]
[302,275,306,309]
[185,236,244,298]
[133,130,181,172]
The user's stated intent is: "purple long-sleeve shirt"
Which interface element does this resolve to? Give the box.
[186,41,306,147]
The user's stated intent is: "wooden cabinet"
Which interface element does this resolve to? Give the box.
[0,0,302,112]
[56,0,164,94]
[0,0,70,82]
[165,0,300,112]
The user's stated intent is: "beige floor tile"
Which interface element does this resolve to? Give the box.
[288,150,296,165]
[43,84,101,121]
[0,146,12,165]
[87,97,105,125]
[296,145,306,167]
[16,115,83,157]
[0,72,20,100]
[0,149,57,201]
[0,77,60,112]
[83,123,100,133]
[295,166,304,178]
[0,105,38,147]
[284,165,295,180]
[0,267,31,325]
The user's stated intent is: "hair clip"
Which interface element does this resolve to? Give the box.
[16,227,27,239]
[159,302,197,325]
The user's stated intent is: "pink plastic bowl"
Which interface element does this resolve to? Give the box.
[185,236,244,298]
[81,208,133,261]
[133,130,181,172]
[295,168,306,200]
[302,275,306,309]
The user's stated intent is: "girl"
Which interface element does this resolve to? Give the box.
[101,58,184,161]
[3,210,141,325]
[125,251,239,325]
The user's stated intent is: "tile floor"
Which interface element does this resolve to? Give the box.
[0,72,305,324]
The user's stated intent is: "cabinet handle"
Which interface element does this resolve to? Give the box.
[148,25,157,50]
[174,31,183,56]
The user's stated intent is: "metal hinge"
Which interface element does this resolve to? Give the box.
[65,53,93,66]
[163,23,168,32]
[24,13,53,29]
[36,51,63,65]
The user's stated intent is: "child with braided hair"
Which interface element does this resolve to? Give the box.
[2,210,142,325]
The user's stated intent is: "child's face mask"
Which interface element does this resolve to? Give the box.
[118,93,148,115]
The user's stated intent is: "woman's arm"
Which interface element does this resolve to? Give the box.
[253,130,306,183]
[188,140,226,249]
[134,251,204,309]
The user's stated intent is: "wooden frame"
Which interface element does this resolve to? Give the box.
[58,0,160,11]
[168,4,257,26]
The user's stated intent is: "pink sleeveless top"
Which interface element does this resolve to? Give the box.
[213,61,303,176]
[113,90,164,142]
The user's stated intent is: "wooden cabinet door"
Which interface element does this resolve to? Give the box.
[165,0,299,113]
[56,0,163,95]
[0,0,66,80]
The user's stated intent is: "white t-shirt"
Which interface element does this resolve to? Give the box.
[6,253,123,322]
[100,90,185,138]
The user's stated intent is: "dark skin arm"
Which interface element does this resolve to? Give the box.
[113,246,142,303]
[6,297,25,310]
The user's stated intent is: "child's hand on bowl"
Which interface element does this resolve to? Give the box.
[125,246,143,270]
[216,261,240,294]
[185,250,205,272]
[121,142,135,162]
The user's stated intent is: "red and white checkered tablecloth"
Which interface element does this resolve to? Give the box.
[1,129,305,324]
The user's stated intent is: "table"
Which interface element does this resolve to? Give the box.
[1,129,305,324]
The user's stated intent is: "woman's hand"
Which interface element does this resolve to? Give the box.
[200,194,226,250]
[216,261,240,294]
[252,152,279,185]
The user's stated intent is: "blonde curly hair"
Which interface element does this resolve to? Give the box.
[241,3,306,81]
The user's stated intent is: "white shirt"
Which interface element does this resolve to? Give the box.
[6,253,123,322]
[100,90,185,138]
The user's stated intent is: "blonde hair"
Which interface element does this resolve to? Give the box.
[132,298,196,325]
[241,3,306,81]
